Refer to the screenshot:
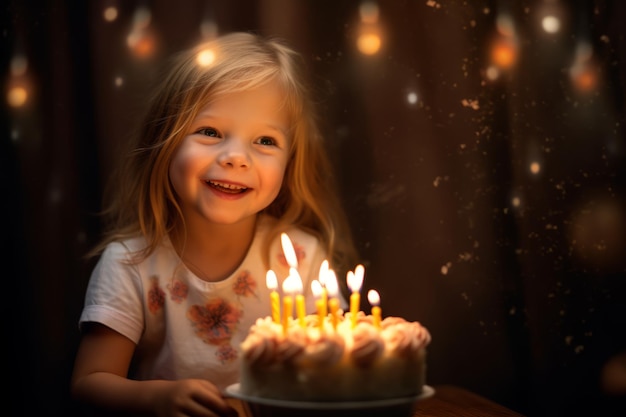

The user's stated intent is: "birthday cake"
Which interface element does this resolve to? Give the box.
[239,311,431,402]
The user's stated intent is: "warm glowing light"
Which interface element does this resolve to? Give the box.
[486,65,500,81]
[326,271,340,330]
[286,268,305,328]
[357,33,381,55]
[311,279,322,298]
[347,265,364,329]
[542,16,560,33]
[530,162,541,175]
[572,68,596,92]
[348,264,365,293]
[114,76,124,87]
[311,280,325,330]
[367,290,381,330]
[289,268,304,293]
[281,233,298,268]
[127,6,154,58]
[512,196,521,207]
[367,289,380,305]
[196,49,216,67]
[326,270,338,297]
[318,259,329,285]
[7,86,28,107]
[266,270,280,324]
[266,269,278,290]
[127,30,155,58]
[407,91,418,105]
[491,38,517,69]
[103,6,118,22]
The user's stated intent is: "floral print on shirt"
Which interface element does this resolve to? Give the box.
[187,298,242,346]
[147,275,165,314]
[216,344,238,364]
[167,278,188,303]
[232,270,257,298]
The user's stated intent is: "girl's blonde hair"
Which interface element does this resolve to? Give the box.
[93,32,357,277]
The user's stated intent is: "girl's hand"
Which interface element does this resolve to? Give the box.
[71,324,237,417]
[153,379,237,417]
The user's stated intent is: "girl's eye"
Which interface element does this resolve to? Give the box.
[197,127,221,137]
[257,136,276,146]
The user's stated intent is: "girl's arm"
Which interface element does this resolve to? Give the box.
[71,323,236,417]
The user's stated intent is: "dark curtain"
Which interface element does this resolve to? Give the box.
[3,1,626,416]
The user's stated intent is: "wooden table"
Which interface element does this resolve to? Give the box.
[226,385,525,417]
[413,385,524,416]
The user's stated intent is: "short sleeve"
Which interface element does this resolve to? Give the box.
[78,242,145,344]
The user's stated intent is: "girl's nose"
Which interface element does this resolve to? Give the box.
[217,139,250,168]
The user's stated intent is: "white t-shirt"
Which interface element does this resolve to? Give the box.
[79,215,326,391]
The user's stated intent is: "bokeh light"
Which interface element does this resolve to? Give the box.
[196,49,216,67]
[529,161,541,175]
[357,32,382,55]
[541,15,560,33]
[103,6,118,22]
[491,37,518,69]
[127,6,155,58]
[7,86,28,108]
[356,0,382,56]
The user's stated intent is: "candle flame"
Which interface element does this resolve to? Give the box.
[283,269,303,295]
[367,289,380,306]
[325,270,339,297]
[290,268,303,293]
[318,259,329,285]
[311,280,323,298]
[347,265,365,293]
[281,233,298,268]
[266,270,278,290]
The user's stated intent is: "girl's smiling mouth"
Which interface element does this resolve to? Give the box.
[205,180,249,194]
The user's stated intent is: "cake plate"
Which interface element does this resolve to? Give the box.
[225,384,434,417]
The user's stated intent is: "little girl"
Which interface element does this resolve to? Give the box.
[71,32,356,416]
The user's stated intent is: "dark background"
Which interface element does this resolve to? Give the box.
[3,1,626,416]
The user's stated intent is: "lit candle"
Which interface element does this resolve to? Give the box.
[347,264,365,328]
[367,289,381,330]
[291,268,306,328]
[326,270,340,330]
[266,270,281,324]
[318,260,329,317]
[281,233,298,268]
[282,274,295,335]
[311,280,325,330]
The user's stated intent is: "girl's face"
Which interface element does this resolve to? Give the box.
[169,80,290,227]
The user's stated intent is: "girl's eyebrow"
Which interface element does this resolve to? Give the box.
[265,123,288,137]
[192,111,288,136]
